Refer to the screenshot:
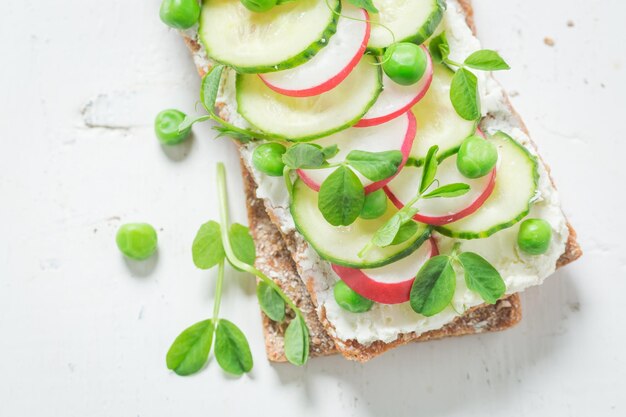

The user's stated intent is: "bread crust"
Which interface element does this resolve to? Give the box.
[180,0,581,362]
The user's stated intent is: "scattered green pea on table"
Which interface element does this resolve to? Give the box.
[116,223,158,260]
[154,109,192,145]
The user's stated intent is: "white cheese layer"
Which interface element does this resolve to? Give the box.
[210,0,569,345]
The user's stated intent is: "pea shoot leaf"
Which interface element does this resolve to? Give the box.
[178,114,210,134]
[166,319,215,376]
[228,223,256,270]
[371,207,419,248]
[200,65,224,113]
[346,150,404,182]
[214,319,253,376]
[318,166,365,226]
[213,125,254,143]
[410,255,456,317]
[450,68,481,121]
[284,315,309,366]
[322,144,339,160]
[464,50,510,71]
[420,145,439,193]
[422,183,470,199]
[347,0,378,14]
[282,144,326,169]
[457,252,505,304]
[390,221,419,245]
[256,281,285,322]
[429,32,450,63]
[192,221,225,270]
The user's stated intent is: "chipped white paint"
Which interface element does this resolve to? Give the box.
[0,0,625,416]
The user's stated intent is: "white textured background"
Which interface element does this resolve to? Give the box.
[0,0,624,416]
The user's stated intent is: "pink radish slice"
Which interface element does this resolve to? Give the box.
[384,131,496,226]
[258,6,370,97]
[297,111,416,194]
[332,237,438,305]
[355,45,433,127]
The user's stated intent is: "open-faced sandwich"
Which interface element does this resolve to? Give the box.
[163,0,582,363]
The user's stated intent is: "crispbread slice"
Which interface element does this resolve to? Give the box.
[180,0,582,362]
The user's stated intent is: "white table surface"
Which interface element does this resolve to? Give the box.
[1,0,625,415]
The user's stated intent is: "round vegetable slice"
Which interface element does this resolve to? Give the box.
[291,179,431,268]
[259,5,370,97]
[410,61,477,162]
[385,150,496,226]
[297,111,416,193]
[199,0,340,73]
[368,0,445,52]
[356,45,433,127]
[435,131,539,239]
[332,237,438,304]
[237,54,382,141]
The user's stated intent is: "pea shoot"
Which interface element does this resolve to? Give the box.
[240,0,277,13]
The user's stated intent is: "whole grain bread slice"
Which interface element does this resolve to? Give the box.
[180,0,582,362]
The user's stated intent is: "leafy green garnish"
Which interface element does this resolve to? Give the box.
[347,0,378,14]
[229,223,256,268]
[192,221,225,270]
[318,166,365,226]
[429,32,449,63]
[390,221,419,245]
[450,68,480,121]
[256,281,286,322]
[410,255,456,317]
[420,145,439,193]
[284,315,309,366]
[322,144,339,160]
[282,143,326,169]
[166,319,215,376]
[457,252,505,304]
[422,183,470,199]
[346,150,403,182]
[464,50,510,71]
[214,319,253,376]
[200,65,224,113]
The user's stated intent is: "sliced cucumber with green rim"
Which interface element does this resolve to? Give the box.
[237,54,382,141]
[199,0,340,74]
[368,0,446,52]
[410,61,477,162]
[291,179,431,268]
[435,131,539,239]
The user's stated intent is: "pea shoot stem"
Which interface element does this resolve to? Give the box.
[216,163,306,322]
[212,260,225,325]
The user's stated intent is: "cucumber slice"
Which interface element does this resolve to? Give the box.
[410,62,477,162]
[237,55,382,141]
[368,0,446,52]
[199,0,340,74]
[291,179,431,268]
[435,132,539,239]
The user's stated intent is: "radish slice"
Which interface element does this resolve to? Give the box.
[384,132,496,226]
[356,45,433,127]
[297,111,416,194]
[259,6,370,97]
[332,237,438,305]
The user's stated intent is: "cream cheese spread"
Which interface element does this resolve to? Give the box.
[204,0,569,345]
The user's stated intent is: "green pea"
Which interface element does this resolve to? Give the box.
[517,219,552,255]
[333,280,374,313]
[360,189,388,219]
[116,223,158,260]
[382,43,427,86]
[240,0,277,13]
[252,143,287,176]
[456,135,498,179]
[159,0,201,29]
[154,109,191,145]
